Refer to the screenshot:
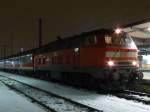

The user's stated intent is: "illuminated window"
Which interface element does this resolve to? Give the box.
[105,51,120,57]
[94,36,97,44]
[105,35,112,44]
[128,52,137,57]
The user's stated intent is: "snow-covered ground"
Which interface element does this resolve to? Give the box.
[1,72,150,112]
[0,81,46,112]
[143,72,150,79]
[0,76,96,112]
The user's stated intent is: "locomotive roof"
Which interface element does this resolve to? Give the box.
[0,28,113,60]
[123,18,150,39]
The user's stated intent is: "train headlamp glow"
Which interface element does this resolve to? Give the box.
[107,61,114,66]
[132,61,137,66]
[115,28,122,34]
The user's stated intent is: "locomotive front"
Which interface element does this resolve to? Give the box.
[97,29,143,89]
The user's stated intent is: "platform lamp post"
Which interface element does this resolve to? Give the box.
[10,36,14,55]
[0,44,7,70]
[3,44,7,70]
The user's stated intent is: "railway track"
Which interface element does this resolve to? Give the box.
[0,75,101,112]
[112,90,150,105]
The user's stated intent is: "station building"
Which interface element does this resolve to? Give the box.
[123,19,150,72]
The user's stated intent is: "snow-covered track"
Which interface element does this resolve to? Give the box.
[113,90,150,105]
[123,90,150,97]
[0,75,101,112]
[0,80,55,112]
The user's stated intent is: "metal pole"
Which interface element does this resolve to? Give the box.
[11,36,13,55]
[3,44,6,70]
[38,18,42,48]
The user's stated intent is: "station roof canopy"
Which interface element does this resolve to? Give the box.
[123,18,150,39]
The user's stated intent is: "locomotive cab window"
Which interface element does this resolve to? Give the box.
[83,35,97,46]
[105,33,134,46]
[105,35,112,44]
[124,35,132,44]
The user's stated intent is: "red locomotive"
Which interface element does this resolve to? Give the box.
[0,28,143,90]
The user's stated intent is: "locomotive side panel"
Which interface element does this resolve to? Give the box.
[79,46,103,67]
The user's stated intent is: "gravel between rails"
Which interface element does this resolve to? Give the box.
[113,90,150,105]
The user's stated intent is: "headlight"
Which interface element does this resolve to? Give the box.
[107,61,114,66]
[115,28,122,34]
[132,61,137,66]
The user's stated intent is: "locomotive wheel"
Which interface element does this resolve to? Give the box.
[136,71,143,84]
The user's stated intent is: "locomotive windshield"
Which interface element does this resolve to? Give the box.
[105,33,135,46]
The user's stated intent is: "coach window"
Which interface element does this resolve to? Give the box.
[43,58,46,64]
[38,58,41,64]
[94,36,97,44]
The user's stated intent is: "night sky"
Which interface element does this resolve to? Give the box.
[0,0,150,57]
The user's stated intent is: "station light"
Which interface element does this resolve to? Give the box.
[147,27,150,31]
[11,61,14,65]
[20,48,24,52]
[27,54,31,57]
[6,61,10,63]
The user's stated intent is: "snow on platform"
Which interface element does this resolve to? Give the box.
[1,72,150,112]
[0,81,46,112]
[143,72,150,79]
